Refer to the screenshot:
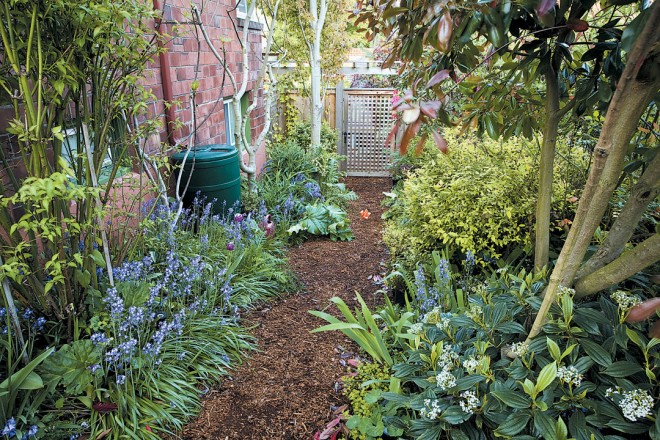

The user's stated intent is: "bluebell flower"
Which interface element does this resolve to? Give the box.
[304,181,323,199]
[87,364,102,374]
[437,259,450,285]
[116,375,126,385]
[2,417,16,437]
[465,250,475,268]
[0,307,6,319]
[23,425,38,438]
[91,332,110,345]
[22,308,34,320]
[103,288,124,320]
[32,317,47,331]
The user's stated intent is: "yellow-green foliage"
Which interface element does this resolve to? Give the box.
[342,362,390,440]
[384,128,587,264]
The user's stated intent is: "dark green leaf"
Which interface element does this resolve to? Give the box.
[496,411,531,437]
[579,339,612,367]
[602,361,643,378]
[491,390,532,409]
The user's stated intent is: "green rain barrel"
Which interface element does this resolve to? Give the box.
[171,144,241,215]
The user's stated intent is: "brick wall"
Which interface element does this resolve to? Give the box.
[145,0,267,159]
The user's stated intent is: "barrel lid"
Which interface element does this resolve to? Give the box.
[171,144,237,163]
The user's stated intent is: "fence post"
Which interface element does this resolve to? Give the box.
[335,81,345,172]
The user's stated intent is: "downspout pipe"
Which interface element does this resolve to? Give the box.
[153,0,176,146]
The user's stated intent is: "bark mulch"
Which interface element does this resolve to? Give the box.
[180,177,392,440]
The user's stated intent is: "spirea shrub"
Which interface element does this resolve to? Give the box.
[383,128,586,266]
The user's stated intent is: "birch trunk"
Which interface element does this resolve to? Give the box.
[309,0,327,150]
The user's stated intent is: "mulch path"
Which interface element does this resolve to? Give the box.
[180,177,392,440]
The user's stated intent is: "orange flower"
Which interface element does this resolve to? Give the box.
[360,209,371,220]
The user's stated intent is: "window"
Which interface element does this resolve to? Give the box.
[223,100,235,147]
[60,126,129,185]
[224,95,252,147]
[236,0,248,19]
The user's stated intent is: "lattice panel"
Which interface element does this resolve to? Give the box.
[345,92,395,176]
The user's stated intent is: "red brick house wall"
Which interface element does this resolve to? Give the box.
[145,0,266,159]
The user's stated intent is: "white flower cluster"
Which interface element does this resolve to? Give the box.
[463,356,480,374]
[606,388,654,422]
[422,307,442,324]
[557,285,576,297]
[465,303,483,321]
[611,290,642,311]
[420,399,442,419]
[556,365,583,387]
[437,344,459,371]
[509,342,529,357]
[408,322,424,335]
[459,390,480,414]
[435,370,457,390]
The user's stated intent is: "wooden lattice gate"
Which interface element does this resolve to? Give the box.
[336,88,396,177]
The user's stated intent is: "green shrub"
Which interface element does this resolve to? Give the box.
[313,266,660,440]
[289,121,337,153]
[383,128,586,267]
[257,134,356,239]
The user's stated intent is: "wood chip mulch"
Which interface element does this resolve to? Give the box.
[180,177,392,440]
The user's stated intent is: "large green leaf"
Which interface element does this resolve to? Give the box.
[491,390,532,409]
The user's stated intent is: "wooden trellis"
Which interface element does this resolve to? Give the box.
[336,88,396,177]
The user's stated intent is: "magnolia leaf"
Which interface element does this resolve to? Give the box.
[414,132,428,155]
[420,101,442,118]
[431,129,448,154]
[402,105,420,124]
[437,11,453,53]
[399,119,422,154]
[427,70,450,88]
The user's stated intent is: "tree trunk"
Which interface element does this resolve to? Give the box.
[574,233,660,297]
[534,69,561,272]
[575,151,660,281]
[524,2,660,343]
[309,0,327,150]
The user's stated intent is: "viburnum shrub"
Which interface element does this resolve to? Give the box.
[313,261,660,439]
[383,128,586,267]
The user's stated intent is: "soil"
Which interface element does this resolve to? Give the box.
[180,177,392,440]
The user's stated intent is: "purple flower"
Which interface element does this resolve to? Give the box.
[234,213,244,223]
[2,418,16,437]
[226,242,235,251]
[32,317,47,331]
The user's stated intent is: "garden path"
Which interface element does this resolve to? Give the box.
[181,177,392,439]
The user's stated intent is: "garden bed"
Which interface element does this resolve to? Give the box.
[180,177,391,439]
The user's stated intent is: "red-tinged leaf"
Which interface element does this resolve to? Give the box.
[437,11,453,53]
[347,359,360,367]
[432,129,448,154]
[420,101,442,118]
[567,19,589,32]
[535,0,556,17]
[402,105,420,124]
[402,89,413,102]
[399,119,421,154]
[415,132,428,155]
[427,70,450,88]
[92,402,118,413]
[650,320,660,339]
[626,297,660,322]
[382,54,396,69]
[319,416,343,439]
[330,431,339,440]
[385,123,399,147]
[393,101,412,112]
